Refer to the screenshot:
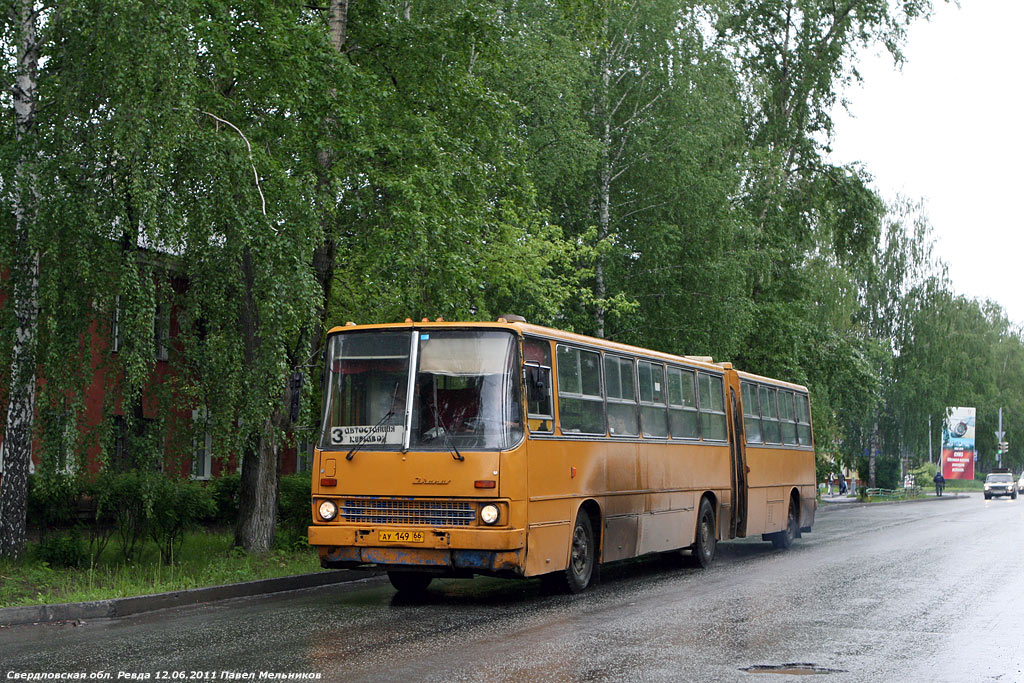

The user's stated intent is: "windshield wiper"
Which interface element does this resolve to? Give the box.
[431,405,464,462]
[346,385,401,461]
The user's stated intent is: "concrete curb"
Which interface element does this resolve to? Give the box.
[818,492,969,513]
[0,568,381,627]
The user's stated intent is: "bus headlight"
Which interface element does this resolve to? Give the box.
[318,500,338,522]
[480,504,500,525]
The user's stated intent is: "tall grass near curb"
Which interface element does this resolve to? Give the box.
[0,529,319,608]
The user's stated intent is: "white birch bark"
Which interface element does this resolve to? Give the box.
[1,0,41,560]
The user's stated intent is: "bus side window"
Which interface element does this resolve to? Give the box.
[778,390,798,444]
[524,338,553,433]
[556,345,605,435]
[796,393,812,445]
[638,361,668,438]
[697,372,727,441]
[667,366,698,439]
[604,354,638,437]
[759,385,780,444]
[742,381,762,444]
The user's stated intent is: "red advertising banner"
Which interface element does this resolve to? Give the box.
[941,448,975,480]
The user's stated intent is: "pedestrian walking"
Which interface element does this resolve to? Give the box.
[838,472,847,495]
[933,471,945,497]
[827,472,834,496]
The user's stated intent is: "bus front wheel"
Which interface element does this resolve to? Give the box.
[559,511,596,593]
[387,570,433,594]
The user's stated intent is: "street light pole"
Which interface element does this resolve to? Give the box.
[929,414,933,465]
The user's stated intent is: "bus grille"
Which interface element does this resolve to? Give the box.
[340,499,476,527]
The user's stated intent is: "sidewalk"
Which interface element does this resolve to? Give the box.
[818,490,968,511]
[0,567,382,628]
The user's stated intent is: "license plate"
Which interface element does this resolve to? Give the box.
[378,530,425,543]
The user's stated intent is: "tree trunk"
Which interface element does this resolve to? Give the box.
[311,0,347,356]
[234,407,286,553]
[328,0,348,50]
[0,0,41,561]
[234,247,279,552]
[869,426,878,489]
[594,20,612,340]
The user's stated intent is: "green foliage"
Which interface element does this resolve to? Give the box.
[854,454,901,490]
[908,461,937,485]
[27,473,83,531]
[147,477,216,564]
[91,471,153,561]
[277,473,313,538]
[209,473,242,525]
[90,471,212,563]
[33,531,89,569]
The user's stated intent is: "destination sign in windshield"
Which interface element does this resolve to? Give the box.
[330,425,404,446]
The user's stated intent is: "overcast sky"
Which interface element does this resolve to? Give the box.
[828,0,1024,327]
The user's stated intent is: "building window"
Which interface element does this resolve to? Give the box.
[154,302,170,361]
[191,408,212,480]
[296,438,314,473]
[111,295,122,353]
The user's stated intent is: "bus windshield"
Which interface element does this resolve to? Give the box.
[320,328,523,452]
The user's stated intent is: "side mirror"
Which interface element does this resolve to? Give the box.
[524,366,548,403]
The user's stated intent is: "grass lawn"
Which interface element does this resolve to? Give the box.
[943,478,984,492]
[0,529,321,608]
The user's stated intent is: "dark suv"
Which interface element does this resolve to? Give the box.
[984,471,1017,500]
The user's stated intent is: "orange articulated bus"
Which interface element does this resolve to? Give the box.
[308,318,816,593]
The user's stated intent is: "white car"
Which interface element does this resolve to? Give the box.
[984,472,1016,500]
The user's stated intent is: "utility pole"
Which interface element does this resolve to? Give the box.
[929,414,933,465]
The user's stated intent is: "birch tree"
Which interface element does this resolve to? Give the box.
[0,0,42,559]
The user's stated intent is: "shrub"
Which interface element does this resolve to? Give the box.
[854,454,901,489]
[91,470,216,563]
[209,473,241,525]
[90,470,154,561]
[148,477,215,563]
[278,472,312,537]
[908,462,937,486]
[27,472,83,532]
[34,530,89,569]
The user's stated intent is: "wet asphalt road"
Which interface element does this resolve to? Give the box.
[3,492,1024,682]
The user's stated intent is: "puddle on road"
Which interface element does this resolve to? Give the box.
[741,663,846,675]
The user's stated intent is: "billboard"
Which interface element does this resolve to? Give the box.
[941,406,976,480]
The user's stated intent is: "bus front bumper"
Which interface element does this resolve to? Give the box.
[308,525,526,574]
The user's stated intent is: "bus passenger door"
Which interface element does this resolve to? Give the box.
[728,386,748,538]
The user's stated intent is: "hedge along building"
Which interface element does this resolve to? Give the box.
[0,259,312,497]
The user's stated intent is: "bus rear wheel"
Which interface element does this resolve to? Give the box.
[771,497,799,550]
[557,511,596,593]
[686,497,717,569]
[387,570,433,594]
